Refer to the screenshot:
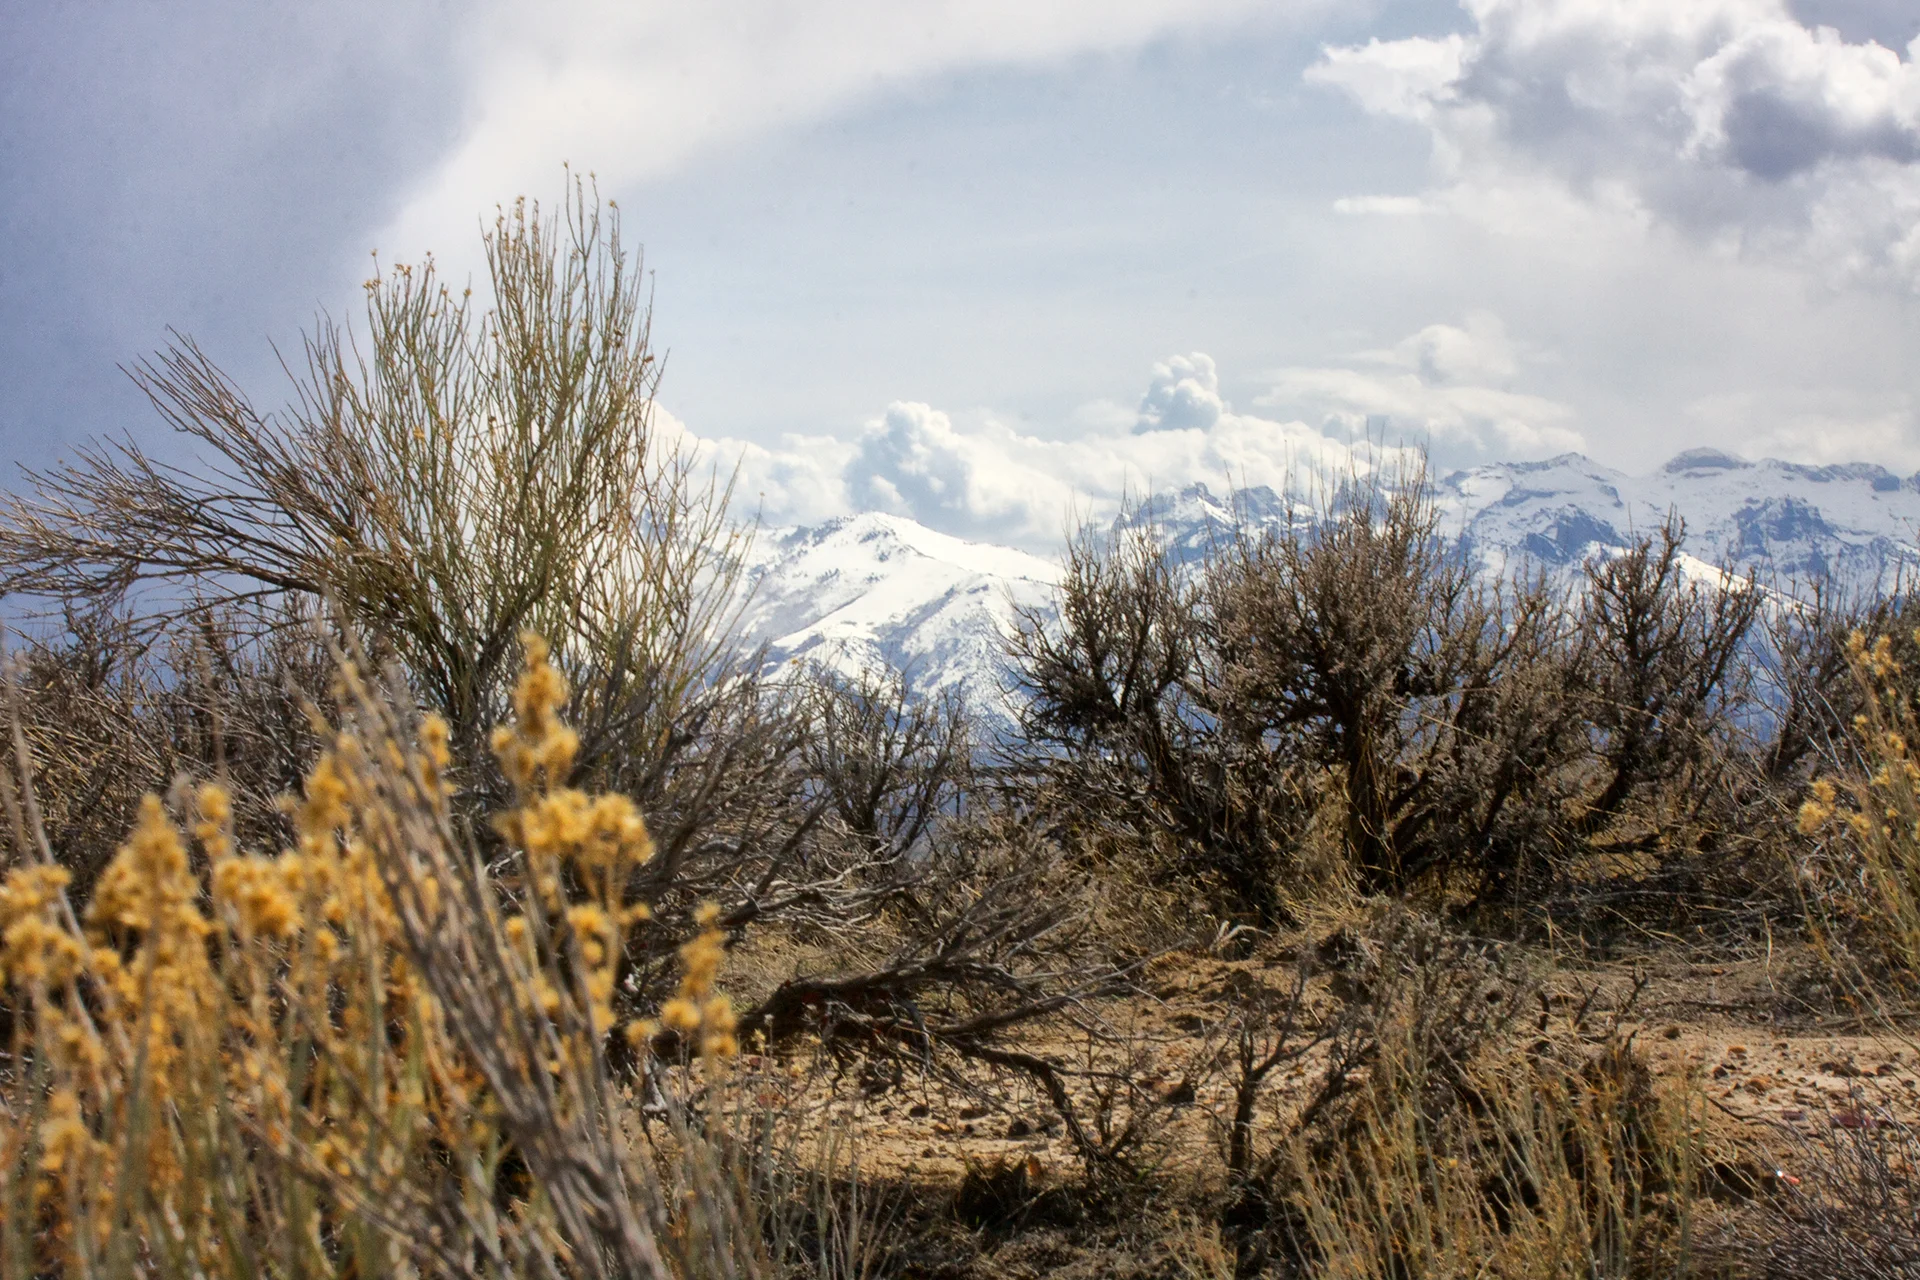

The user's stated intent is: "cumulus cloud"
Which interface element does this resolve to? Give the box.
[845,402,1078,529]
[655,406,855,528]
[1395,311,1522,385]
[1136,353,1227,431]
[674,354,1404,548]
[1686,18,1920,177]
[1256,313,1583,460]
[1307,0,1920,285]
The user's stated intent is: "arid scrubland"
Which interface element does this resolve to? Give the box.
[2,187,1919,1277]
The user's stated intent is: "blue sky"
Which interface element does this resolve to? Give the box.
[5,0,1920,547]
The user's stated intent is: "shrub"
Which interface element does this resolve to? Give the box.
[1007,460,1763,937]
[1711,1099,1920,1279]
[0,178,746,811]
[1200,907,1708,1279]
[1795,628,1920,994]
[1203,461,1596,905]
[797,663,971,870]
[1007,509,1311,929]
[2,600,330,902]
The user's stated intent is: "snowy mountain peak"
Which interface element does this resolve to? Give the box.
[1441,451,1920,581]
[737,511,1056,712]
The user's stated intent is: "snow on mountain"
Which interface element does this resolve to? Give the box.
[735,512,1057,713]
[737,450,1920,721]
[1437,449,1920,585]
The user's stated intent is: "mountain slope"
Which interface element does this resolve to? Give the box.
[735,512,1058,709]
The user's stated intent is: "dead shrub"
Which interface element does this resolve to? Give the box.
[2,600,329,899]
[1709,1098,1920,1279]
[1006,508,1311,931]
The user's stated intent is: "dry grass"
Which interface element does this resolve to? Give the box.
[1796,629,1920,1001]
[1284,1026,1706,1279]
[0,635,792,1277]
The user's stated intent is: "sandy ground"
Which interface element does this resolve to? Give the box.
[715,942,1920,1195]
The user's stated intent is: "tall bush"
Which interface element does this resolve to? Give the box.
[0,179,744,796]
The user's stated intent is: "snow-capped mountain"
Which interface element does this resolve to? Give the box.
[737,450,1920,721]
[735,512,1057,711]
[1439,449,1920,585]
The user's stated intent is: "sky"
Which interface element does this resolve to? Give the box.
[4,0,1920,550]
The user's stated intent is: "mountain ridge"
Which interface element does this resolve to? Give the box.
[736,449,1920,721]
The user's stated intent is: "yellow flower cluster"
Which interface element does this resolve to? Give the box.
[85,795,222,1071]
[491,632,580,794]
[489,634,667,1044]
[1845,628,1909,682]
[0,635,724,1263]
[0,633,744,1268]
[0,864,81,986]
[1798,778,1838,836]
[634,901,739,1059]
[492,635,654,924]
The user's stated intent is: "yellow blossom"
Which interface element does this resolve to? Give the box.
[193,783,234,862]
[660,998,702,1033]
[212,855,301,939]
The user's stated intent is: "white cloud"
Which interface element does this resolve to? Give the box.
[1683,17,1920,176]
[655,405,855,527]
[1391,310,1522,384]
[375,0,1281,268]
[1331,194,1433,216]
[1256,313,1584,459]
[673,353,1407,547]
[1136,353,1227,431]
[845,401,1078,531]
[1307,0,1920,286]
[1309,33,1467,122]
[1684,386,1920,468]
